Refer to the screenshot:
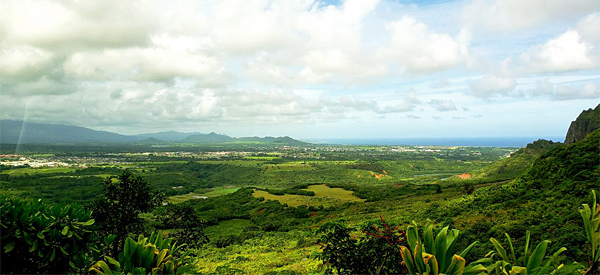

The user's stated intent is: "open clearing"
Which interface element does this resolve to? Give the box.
[252,184,364,207]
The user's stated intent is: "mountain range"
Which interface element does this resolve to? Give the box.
[0,120,307,145]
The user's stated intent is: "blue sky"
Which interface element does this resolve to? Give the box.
[0,0,598,139]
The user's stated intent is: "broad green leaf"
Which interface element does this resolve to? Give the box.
[414,242,426,274]
[445,254,466,275]
[509,266,527,274]
[490,238,509,262]
[400,246,417,275]
[4,242,15,253]
[62,225,70,236]
[526,240,550,271]
[407,225,420,252]
[435,226,449,270]
[424,222,435,254]
[445,229,460,270]
[459,241,479,258]
[60,246,69,255]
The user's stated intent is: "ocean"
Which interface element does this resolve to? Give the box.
[308,136,564,147]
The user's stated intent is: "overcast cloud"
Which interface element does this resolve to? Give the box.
[0,0,598,138]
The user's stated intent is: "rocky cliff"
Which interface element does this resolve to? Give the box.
[564,104,600,144]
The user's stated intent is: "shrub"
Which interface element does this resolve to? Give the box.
[1,197,102,274]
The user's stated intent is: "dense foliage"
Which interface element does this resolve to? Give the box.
[316,217,408,274]
[0,197,101,274]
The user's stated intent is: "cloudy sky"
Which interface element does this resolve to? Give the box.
[1,0,598,139]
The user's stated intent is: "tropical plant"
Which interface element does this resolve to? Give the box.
[580,190,600,274]
[89,231,192,275]
[0,196,102,274]
[487,231,566,274]
[399,221,488,275]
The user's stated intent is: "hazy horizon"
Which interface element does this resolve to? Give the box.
[1,0,598,139]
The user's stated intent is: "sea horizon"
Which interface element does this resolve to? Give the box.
[306,136,564,147]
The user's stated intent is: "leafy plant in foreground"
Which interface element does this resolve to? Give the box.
[0,196,101,274]
[399,221,488,275]
[580,190,600,274]
[89,231,192,275]
[487,231,566,274]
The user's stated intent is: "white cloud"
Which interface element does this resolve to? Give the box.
[0,45,55,80]
[0,0,156,49]
[553,82,600,100]
[518,30,597,73]
[63,47,226,83]
[429,99,457,112]
[384,16,466,73]
[468,75,516,98]
[463,0,597,32]
[525,79,600,100]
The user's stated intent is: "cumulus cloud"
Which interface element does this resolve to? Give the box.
[384,16,466,73]
[429,99,457,112]
[518,30,597,73]
[0,0,156,49]
[463,0,596,32]
[468,75,516,98]
[498,13,600,76]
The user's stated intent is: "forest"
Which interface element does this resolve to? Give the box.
[1,130,599,274]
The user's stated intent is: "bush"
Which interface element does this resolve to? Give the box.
[1,197,102,274]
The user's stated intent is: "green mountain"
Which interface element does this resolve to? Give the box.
[183,132,234,143]
[135,131,202,142]
[565,103,600,144]
[0,120,136,144]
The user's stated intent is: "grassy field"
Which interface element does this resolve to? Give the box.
[252,184,365,207]
[167,186,241,203]
[0,167,77,176]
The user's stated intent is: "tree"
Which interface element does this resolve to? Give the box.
[90,170,164,256]
[155,203,209,249]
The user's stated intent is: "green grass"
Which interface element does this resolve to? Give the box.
[1,167,77,176]
[201,186,240,197]
[194,231,321,274]
[167,193,208,204]
[252,184,365,207]
[167,186,241,203]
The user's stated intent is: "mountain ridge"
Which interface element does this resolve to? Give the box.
[0,120,307,145]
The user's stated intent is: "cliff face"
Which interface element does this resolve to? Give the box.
[564,104,600,144]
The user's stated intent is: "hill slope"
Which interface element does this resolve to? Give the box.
[468,139,561,182]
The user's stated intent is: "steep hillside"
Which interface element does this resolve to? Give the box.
[565,104,600,144]
[452,130,599,261]
[469,139,561,182]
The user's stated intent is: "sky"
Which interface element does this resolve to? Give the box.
[0,0,598,139]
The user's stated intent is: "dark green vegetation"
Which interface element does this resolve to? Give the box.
[1,128,598,274]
